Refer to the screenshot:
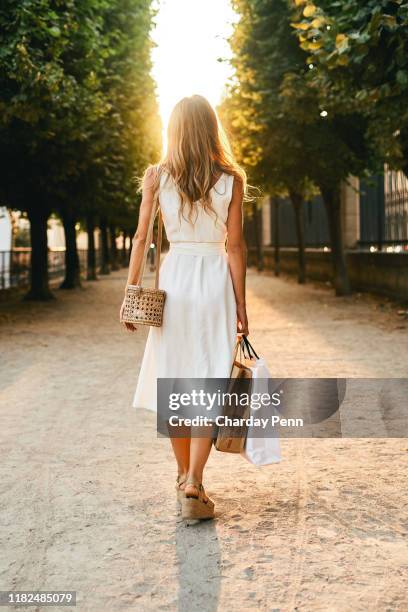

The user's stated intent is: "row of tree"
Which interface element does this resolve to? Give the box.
[0,0,161,299]
[220,0,408,295]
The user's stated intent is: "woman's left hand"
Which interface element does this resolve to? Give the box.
[120,298,137,332]
[236,303,249,335]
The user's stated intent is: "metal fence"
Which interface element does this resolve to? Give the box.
[356,170,408,250]
[0,250,30,289]
[0,249,106,291]
[244,195,331,250]
[384,168,408,245]
[359,175,385,248]
[246,170,408,252]
[263,195,330,248]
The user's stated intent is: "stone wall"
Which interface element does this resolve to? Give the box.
[248,247,408,300]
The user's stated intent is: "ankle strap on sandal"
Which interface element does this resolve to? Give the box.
[185,481,204,492]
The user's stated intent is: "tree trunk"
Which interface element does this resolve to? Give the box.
[121,229,128,267]
[86,213,97,281]
[109,225,120,270]
[272,197,280,277]
[25,207,54,301]
[321,185,351,296]
[60,208,81,289]
[252,202,263,271]
[289,191,306,284]
[99,216,110,275]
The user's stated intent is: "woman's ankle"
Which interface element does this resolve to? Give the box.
[186,472,203,485]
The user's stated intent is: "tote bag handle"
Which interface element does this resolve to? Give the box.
[229,334,259,377]
[241,335,259,360]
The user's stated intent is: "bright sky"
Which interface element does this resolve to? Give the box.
[151,0,237,151]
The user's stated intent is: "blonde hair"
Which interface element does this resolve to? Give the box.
[142,95,247,223]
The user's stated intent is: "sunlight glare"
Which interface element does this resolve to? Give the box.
[151,0,237,152]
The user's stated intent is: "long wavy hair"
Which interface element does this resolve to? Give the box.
[142,95,247,223]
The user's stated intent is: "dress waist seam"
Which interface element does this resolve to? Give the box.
[169,241,226,255]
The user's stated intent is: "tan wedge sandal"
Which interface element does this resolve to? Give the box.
[175,475,187,504]
[181,481,215,520]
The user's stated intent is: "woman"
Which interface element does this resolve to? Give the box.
[120,95,248,520]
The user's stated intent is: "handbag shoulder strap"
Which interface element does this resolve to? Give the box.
[136,200,163,288]
[154,208,163,290]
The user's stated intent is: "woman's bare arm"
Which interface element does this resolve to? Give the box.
[120,167,156,331]
[226,176,249,335]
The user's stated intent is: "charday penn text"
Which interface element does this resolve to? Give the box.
[168,415,304,428]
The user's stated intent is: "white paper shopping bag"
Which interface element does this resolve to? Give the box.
[239,342,281,466]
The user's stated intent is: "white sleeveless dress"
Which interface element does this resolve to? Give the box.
[133,170,237,411]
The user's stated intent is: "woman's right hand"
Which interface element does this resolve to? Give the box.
[236,303,249,336]
[120,297,137,332]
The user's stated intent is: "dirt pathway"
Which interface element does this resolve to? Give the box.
[0,269,407,611]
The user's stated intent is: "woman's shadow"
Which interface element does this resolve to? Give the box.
[175,517,221,612]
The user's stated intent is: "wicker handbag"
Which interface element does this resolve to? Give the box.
[121,203,166,328]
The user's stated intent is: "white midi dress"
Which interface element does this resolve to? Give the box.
[133,170,238,411]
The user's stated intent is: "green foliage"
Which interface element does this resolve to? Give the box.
[221,0,384,295]
[292,0,408,171]
[0,0,161,226]
[219,0,311,200]
[220,0,373,200]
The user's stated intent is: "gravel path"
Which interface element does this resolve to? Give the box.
[0,268,407,611]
